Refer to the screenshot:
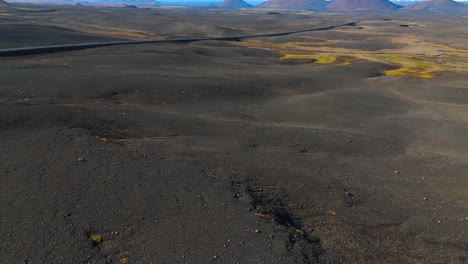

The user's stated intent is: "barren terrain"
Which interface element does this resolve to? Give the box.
[0,4,467,264]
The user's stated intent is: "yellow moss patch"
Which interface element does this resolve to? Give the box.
[281,53,314,59]
[91,234,102,243]
[340,60,353,66]
[238,38,468,79]
[120,258,129,264]
[384,67,434,79]
[315,55,337,64]
[294,228,305,235]
[377,54,441,79]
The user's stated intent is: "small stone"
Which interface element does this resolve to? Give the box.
[423,197,428,200]
[212,254,218,259]
[394,171,400,174]
[255,229,260,233]
[78,158,87,162]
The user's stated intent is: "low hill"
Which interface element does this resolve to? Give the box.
[257,0,327,10]
[326,0,401,11]
[405,0,466,11]
[218,0,252,8]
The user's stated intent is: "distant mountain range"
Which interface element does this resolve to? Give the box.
[80,0,157,5]
[3,0,468,10]
[218,0,252,8]
[5,0,158,5]
[258,0,327,10]
[327,0,401,11]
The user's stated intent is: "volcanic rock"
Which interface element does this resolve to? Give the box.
[326,0,401,11]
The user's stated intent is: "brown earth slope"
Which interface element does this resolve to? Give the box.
[405,0,467,11]
[327,0,401,11]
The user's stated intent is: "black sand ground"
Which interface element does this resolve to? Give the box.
[0,5,467,264]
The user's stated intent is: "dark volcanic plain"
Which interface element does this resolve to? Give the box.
[0,3,467,264]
